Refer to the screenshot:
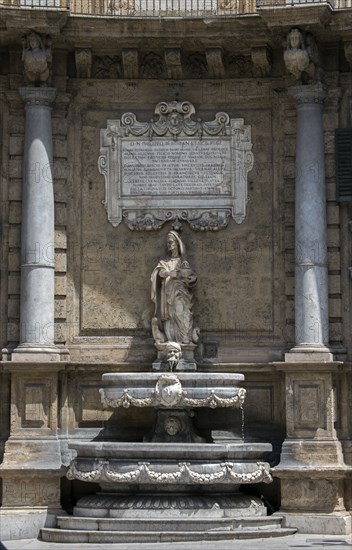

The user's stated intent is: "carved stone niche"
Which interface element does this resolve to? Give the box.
[98,100,254,231]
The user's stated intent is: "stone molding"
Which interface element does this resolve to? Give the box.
[76,492,264,511]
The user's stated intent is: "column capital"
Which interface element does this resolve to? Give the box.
[288,83,326,105]
[19,87,57,107]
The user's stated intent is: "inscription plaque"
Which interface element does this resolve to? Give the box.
[122,140,231,196]
[99,101,254,231]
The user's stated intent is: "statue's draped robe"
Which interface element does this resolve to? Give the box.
[151,257,195,344]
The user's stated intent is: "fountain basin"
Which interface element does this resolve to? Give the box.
[100,372,246,409]
[67,442,273,488]
[69,441,271,460]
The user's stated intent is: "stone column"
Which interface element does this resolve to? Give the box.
[12,87,60,361]
[285,84,333,362]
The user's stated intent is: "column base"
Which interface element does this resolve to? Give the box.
[274,511,351,535]
[277,438,345,468]
[0,472,64,539]
[272,472,351,535]
[285,344,333,362]
[11,344,62,361]
[1,439,62,470]
[0,507,66,540]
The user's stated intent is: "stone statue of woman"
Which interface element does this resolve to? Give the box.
[151,230,198,346]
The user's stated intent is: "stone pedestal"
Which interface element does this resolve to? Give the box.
[12,87,60,361]
[273,363,351,534]
[0,474,65,540]
[285,84,333,362]
[0,364,65,539]
[276,475,351,535]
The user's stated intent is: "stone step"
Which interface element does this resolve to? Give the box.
[41,526,297,543]
[56,515,284,532]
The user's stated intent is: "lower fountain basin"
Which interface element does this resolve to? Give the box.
[67,441,273,488]
[70,441,271,460]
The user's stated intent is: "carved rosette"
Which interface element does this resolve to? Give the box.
[98,100,254,231]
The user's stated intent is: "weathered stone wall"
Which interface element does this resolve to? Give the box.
[1,8,352,537]
[64,79,286,363]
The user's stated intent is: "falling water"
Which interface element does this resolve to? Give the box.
[240,405,245,442]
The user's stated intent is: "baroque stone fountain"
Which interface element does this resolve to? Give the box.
[42,229,295,543]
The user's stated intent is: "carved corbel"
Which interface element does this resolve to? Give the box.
[251,46,271,77]
[164,48,183,80]
[205,48,225,79]
[75,48,92,78]
[344,41,352,71]
[284,28,321,83]
[122,48,139,79]
[22,31,52,86]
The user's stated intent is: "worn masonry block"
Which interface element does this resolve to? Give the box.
[55,252,67,273]
[7,322,19,341]
[55,203,67,226]
[327,227,340,248]
[54,229,67,249]
[9,136,24,156]
[54,179,67,203]
[328,250,340,271]
[327,204,340,225]
[8,225,20,248]
[9,202,21,224]
[8,274,20,295]
[8,250,20,271]
[55,275,67,296]
[2,477,60,508]
[53,136,68,158]
[8,179,22,201]
[328,275,341,295]
[8,298,19,318]
[329,298,342,318]
[54,298,66,320]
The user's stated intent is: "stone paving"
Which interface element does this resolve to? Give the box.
[1,534,352,550]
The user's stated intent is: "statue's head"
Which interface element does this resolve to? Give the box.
[27,31,42,50]
[167,230,185,257]
[166,341,182,370]
[288,28,303,49]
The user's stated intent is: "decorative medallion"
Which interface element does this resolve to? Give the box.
[155,374,183,406]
